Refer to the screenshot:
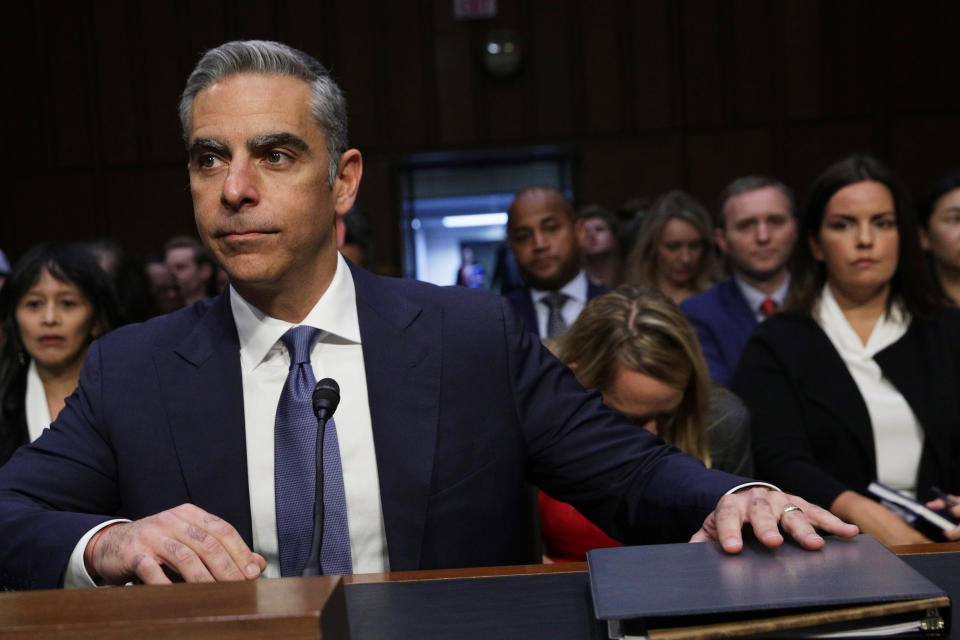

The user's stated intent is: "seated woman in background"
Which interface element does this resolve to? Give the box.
[539,285,753,562]
[623,190,714,304]
[733,154,960,546]
[918,170,960,305]
[0,244,120,465]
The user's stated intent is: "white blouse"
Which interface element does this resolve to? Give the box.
[23,360,52,442]
[814,285,923,495]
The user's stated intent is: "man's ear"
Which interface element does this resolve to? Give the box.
[714,227,728,255]
[334,149,363,215]
[809,234,824,262]
[199,262,213,282]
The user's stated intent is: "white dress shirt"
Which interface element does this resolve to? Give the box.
[233,252,388,577]
[24,360,51,442]
[66,253,388,587]
[530,270,590,337]
[814,284,923,495]
[734,274,790,324]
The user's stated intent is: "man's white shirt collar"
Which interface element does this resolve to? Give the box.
[734,273,790,321]
[531,270,589,305]
[231,252,362,371]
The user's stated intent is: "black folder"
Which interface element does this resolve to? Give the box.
[587,534,950,639]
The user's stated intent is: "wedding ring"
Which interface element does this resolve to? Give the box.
[781,504,802,519]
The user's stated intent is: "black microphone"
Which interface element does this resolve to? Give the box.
[302,378,340,577]
[312,378,340,424]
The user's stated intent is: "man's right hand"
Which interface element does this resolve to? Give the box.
[84,504,266,585]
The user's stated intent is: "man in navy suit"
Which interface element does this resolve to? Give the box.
[0,43,854,590]
[503,187,607,338]
[681,176,798,387]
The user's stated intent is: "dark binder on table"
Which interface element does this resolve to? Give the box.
[587,534,950,639]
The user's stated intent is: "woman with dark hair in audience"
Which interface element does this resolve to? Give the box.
[918,170,960,306]
[623,190,714,304]
[539,285,752,561]
[0,244,120,465]
[733,154,960,546]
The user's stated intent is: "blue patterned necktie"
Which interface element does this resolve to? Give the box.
[274,325,352,576]
[543,291,569,338]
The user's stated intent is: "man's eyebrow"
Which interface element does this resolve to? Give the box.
[188,138,230,160]
[248,132,311,156]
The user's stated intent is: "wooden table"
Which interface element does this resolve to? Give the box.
[343,541,960,639]
[1,541,958,639]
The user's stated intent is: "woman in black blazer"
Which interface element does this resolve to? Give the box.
[733,154,960,546]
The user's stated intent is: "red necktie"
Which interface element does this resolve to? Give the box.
[761,298,777,317]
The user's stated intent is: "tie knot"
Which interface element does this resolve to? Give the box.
[543,291,568,311]
[280,325,320,366]
[761,298,777,317]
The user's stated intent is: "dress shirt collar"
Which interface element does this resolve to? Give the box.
[530,270,589,305]
[815,283,909,358]
[230,253,361,372]
[24,359,51,440]
[734,273,790,319]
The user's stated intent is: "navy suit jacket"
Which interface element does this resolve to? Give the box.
[680,279,757,388]
[504,277,608,337]
[0,263,743,589]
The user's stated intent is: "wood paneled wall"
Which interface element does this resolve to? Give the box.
[4,0,960,269]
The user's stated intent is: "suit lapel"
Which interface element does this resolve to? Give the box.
[795,319,877,470]
[154,292,253,546]
[720,280,758,336]
[349,263,440,571]
[876,322,950,465]
[586,279,609,301]
[514,288,540,337]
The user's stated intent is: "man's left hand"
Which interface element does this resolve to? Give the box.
[690,487,859,552]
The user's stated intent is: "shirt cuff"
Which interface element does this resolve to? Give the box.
[724,481,782,496]
[63,519,130,589]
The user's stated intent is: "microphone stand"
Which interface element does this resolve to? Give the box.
[300,412,327,576]
[302,378,339,577]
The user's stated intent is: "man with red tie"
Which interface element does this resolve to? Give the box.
[681,176,798,387]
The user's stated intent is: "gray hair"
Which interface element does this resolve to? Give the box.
[716,175,794,228]
[179,40,348,185]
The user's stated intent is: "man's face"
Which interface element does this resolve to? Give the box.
[717,186,797,283]
[507,191,580,290]
[164,247,204,298]
[581,217,616,256]
[187,72,352,293]
[146,262,184,315]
